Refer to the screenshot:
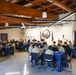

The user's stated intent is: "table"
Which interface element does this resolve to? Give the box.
[54,52,66,72]
[3,46,14,56]
[70,47,76,58]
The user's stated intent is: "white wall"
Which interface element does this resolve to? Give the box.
[24,23,74,45]
[73,15,76,31]
[0,28,22,41]
[24,14,75,45]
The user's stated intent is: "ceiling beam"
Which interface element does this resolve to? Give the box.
[0,15,33,24]
[37,4,61,14]
[37,4,54,10]
[0,26,4,28]
[0,0,58,20]
[31,0,43,4]
[0,19,21,24]
[0,15,51,25]
[47,0,73,12]
[0,27,18,29]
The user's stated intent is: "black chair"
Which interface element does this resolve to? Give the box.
[62,53,72,72]
[9,46,14,55]
[31,53,39,67]
[15,43,19,50]
[43,53,57,71]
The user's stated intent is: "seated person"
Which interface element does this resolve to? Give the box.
[60,40,63,46]
[0,44,3,54]
[31,43,40,65]
[40,45,53,65]
[39,43,44,48]
[28,42,33,53]
[31,43,40,54]
[52,41,57,47]
[44,45,56,66]
[45,45,53,55]
[63,42,71,67]
[43,42,48,50]
[37,41,41,47]
[57,44,65,52]
[68,41,73,47]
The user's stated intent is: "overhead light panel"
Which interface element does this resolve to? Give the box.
[42,1,47,18]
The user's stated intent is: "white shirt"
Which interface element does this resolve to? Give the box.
[45,49,53,55]
[58,46,65,52]
[31,46,40,53]
[28,44,33,53]
[62,37,66,44]
[44,45,48,50]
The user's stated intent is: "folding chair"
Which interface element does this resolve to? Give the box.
[9,46,14,55]
[43,53,57,71]
[31,53,39,67]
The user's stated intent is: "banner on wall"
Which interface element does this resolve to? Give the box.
[51,31,54,41]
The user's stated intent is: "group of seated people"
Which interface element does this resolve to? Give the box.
[0,39,15,55]
[0,39,34,54]
[28,40,72,68]
[0,38,32,54]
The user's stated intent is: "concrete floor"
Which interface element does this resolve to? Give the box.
[0,52,76,75]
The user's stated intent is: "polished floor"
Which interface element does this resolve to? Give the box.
[0,52,76,75]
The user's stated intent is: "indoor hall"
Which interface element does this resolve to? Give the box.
[0,0,76,75]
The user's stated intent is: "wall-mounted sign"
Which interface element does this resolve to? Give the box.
[42,29,50,39]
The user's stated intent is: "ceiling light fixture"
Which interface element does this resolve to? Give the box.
[42,1,47,18]
[5,22,9,27]
[42,12,47,18]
